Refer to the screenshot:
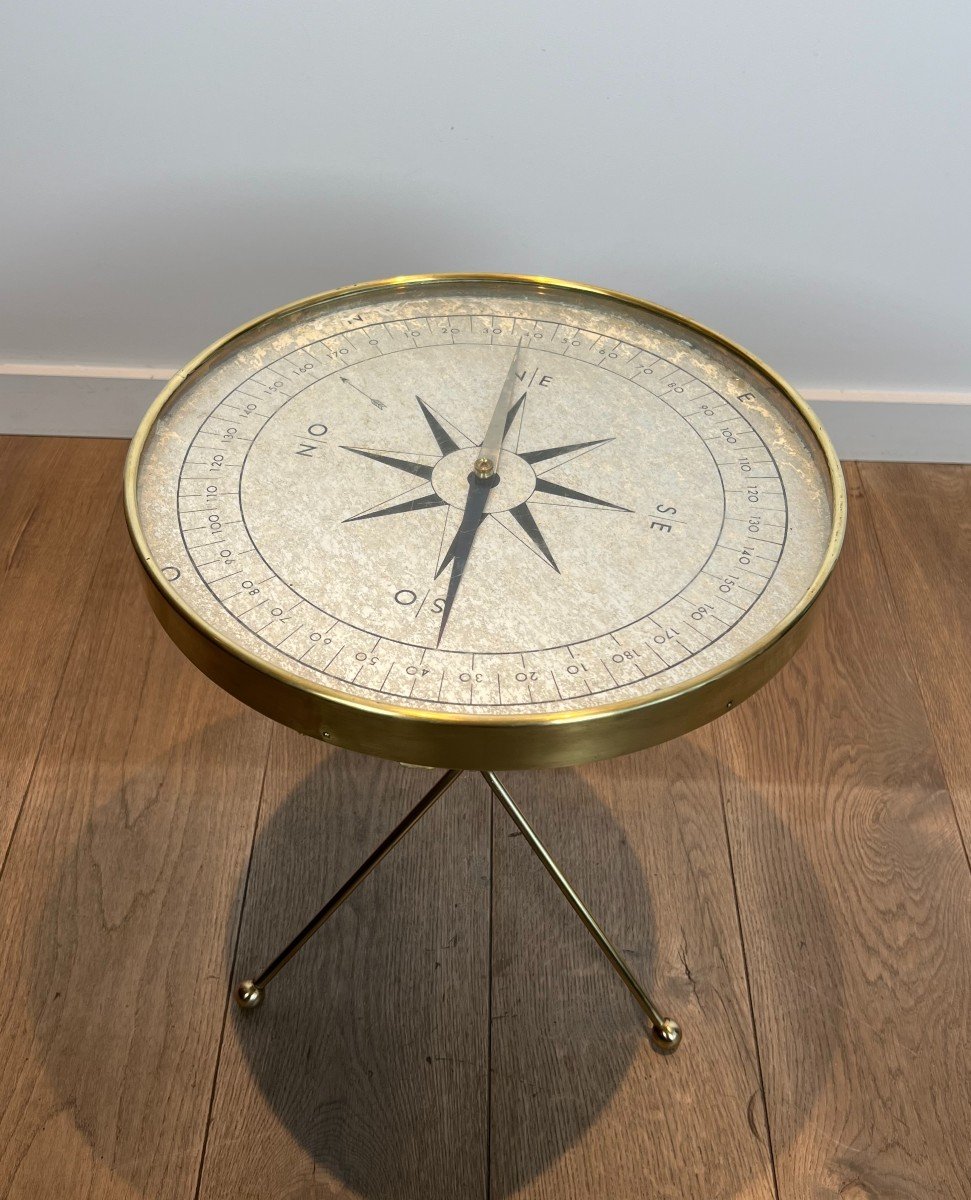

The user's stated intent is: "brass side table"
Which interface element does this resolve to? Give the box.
[124,274,845,1060]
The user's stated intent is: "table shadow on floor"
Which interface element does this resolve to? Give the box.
[20,725,843,1199]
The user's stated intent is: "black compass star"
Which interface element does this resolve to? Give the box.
[341,393,631,643]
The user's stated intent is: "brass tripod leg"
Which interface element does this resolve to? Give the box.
[481,771,682,1054]
[235,768,464,1009]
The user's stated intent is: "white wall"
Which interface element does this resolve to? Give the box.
[1,1,969,448]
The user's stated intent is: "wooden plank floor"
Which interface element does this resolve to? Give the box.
[1,434,969,1199]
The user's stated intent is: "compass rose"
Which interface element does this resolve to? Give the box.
[341,385,631,645]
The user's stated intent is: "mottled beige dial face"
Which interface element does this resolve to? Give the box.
[135,277,836,717]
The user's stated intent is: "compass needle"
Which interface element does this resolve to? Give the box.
[474,339,526,479]
[437,339,530,637]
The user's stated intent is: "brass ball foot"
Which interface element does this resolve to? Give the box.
[650,1018,682,1054]
[236,980,264,1009]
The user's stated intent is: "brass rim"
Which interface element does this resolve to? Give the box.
[124,273,846,759]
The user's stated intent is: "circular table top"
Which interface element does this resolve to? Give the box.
[125,274,845,768]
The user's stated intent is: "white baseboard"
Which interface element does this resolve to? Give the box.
[0,365,170,438]
[1,363,969,462]
[807,395,971,463]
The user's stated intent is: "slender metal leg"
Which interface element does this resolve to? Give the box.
[236,768,464,1009]
[481,771,682,1054]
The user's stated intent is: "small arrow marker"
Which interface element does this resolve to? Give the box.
[341,376,386,410]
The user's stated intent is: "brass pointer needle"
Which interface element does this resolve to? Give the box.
[435,341,526,646]
[474,338,525,479]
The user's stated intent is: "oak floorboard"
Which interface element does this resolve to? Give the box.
[713,463,971,1197]
[858,461,971,856]
[488,749,778,1200]
[0,499,273,1199]
[0,435,126,860]
[3,437,970,1198]
[197,744,490,1200]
